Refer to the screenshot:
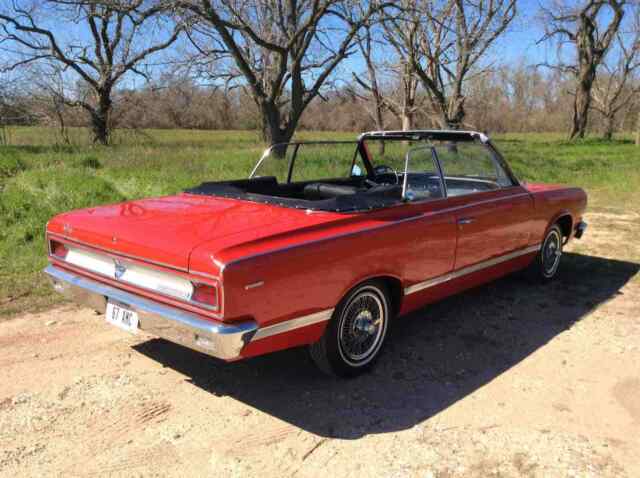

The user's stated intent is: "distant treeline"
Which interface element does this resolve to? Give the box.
[1,1,639,145]
[2,65,637,137]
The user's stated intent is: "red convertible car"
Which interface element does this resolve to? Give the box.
[45,130,587,376]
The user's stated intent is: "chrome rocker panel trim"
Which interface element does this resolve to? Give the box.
[251,309,334,341]
[44,264,257,360]
[404,243,541,295]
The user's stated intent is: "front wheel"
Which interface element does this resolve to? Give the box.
[309,280,391,377]
[526,224,564,282]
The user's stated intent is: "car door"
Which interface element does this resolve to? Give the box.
[432,141,534,271]
[386,146,457,289]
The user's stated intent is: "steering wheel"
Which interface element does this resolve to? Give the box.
[373,165,400,185]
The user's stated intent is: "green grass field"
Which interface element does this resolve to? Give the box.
[2,127,639,317]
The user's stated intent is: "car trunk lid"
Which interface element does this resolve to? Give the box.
[47,193,345,271]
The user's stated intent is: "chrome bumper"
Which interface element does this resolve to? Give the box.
[44,265,258,360]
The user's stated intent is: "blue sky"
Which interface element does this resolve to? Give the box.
[499,0,549,64]
[339,0,560,81]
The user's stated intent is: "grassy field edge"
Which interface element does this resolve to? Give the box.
[2,128,639,318]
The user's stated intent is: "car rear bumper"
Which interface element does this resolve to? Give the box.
[44,264,258,360]
[575,221,587,239]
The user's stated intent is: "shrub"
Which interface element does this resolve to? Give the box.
[0,153,27,180]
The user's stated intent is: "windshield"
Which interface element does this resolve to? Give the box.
[251,141,364,183]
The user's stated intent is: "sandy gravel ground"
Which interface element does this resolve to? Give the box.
[1,210,639,478]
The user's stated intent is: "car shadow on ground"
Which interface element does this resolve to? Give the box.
[133,252,639,439]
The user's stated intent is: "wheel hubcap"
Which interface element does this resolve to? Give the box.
[354,310,377,334]
[338,290,386,365]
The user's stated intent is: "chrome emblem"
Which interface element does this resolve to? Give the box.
[114,261,126,280]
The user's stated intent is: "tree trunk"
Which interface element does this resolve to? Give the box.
[373,95,385,132]
[431,95,465,130]
[400,63,418,132]
[569,66,596,140]
[445,95,465,130]
[260,101,296,156]
[54,103,70,145]
[603,113,615,141]
[91,90,112,146]
[373,101,385,155]
[401,110,413,131]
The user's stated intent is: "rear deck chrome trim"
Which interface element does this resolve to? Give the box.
[47,232,190,273]
[250,309,334,341]
[404,244,541,295]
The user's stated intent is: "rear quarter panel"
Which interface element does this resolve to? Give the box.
[190,205,458,355]
[525,184,587,243]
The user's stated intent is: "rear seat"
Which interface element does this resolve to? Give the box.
[303,183,359,200]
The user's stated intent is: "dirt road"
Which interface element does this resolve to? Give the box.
[1,210,639,477]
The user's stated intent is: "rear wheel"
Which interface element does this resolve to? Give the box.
[527,224,563,282]
[309,280,391,377]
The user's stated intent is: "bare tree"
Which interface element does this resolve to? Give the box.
[178,0,389,146]
[351,17,423,132]
[591,8,640,139]
[381,18,422,131]
[351,20,387,132]
[385,0,516,129]
[540,0,626,139]
[0,0,184,145]
[22,65,71,144]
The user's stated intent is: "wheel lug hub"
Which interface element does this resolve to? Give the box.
[354,310,375,335]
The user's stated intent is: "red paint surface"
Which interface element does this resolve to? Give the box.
[46,179,587,360]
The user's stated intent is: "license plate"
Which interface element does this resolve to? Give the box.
[105,301,139,334]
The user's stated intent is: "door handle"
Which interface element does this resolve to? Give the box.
[457,217,475,225]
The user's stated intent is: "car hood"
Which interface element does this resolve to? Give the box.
[47,193,346,271]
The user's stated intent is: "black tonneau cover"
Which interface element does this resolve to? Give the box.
[185,178,402,213]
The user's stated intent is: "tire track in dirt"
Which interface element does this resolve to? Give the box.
[64,400,174,476]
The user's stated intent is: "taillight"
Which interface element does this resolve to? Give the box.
[191,283,219,310]
[50,240,69,259]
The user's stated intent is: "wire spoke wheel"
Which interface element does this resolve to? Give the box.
[542,228,562,278]
[309,280,391,376]
[337,289,386,367]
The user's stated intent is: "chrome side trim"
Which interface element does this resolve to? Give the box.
[251,308,334,342]
[44,265,256,360]
[404,244,541,295]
